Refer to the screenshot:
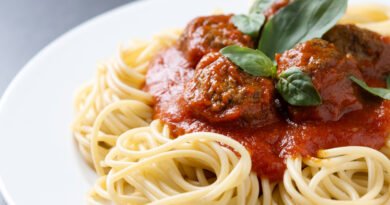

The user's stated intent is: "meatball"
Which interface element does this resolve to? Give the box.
[276,39,363,122]
[183,52,278,126]
[178,15,254,67]
[324,24,390,84]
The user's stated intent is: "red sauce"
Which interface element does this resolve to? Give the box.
[145,46,390,181]
[145,48,390,181]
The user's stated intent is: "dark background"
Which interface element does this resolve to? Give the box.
[0,0,135,204]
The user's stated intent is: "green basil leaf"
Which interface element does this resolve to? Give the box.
[350,76,390,100]
[276,67,322,106]
[220,45,275,77]
[232,13,265,38]
[258,0,347,60]
[250,0,276,14]
[387,75,390,89]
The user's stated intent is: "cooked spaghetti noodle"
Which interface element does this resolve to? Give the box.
[72,30,180,169]
[72,4,390,205]
[340,4,390,35]
[88,120,258,205]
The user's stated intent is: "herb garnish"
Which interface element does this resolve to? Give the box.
[232,14,265,38]
[258,0,348,60]
[277,67,322,106]
[231,0,270,38]
[220,45,275,77]
[350,76,390,100]
[249,0,276,14]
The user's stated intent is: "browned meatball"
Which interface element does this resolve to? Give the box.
[324,24,390,85]
[276,39,363,122]
[178,15,254,67]
[183,52,278,126]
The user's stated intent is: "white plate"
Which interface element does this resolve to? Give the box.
[0,0,388,204]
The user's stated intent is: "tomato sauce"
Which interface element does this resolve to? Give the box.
[145,46,390,181]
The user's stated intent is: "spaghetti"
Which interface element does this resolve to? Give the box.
[340,4,390,36]
[88,120,258,205]
[72,30,180,168]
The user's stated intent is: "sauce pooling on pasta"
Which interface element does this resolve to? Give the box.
[144,14,390,182]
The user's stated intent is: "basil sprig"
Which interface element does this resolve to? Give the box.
[258,0,347,60]
[220,45,275,77]
[249,0,276,14]
[231,0,270,38]
[232,14,265,38]
[350,76,390,100]
[277,67,322,106]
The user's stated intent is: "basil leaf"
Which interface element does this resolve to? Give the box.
[350,76,390,100]
[258,0,347,60]
[220,45,275,77]
[250,0,276,14]
[387,75,390,89]
[232,13,265,38]
[276,67,322,106]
